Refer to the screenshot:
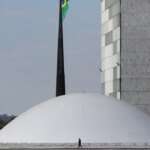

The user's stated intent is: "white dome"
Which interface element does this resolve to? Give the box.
[0,93,150,143]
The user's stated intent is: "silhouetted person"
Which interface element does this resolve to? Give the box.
[78,138,82,148]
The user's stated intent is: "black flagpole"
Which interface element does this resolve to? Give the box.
[56,0,66,96]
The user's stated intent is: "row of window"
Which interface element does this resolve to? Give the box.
[101,0,120,24]
[101,39,120,59]
[105,0,120,10]
[105,27,120,46]
[101,54,120,71]
[102,14,120,35]
[101,79,121,96]
[109,91,120,99]
[101,66,120,83]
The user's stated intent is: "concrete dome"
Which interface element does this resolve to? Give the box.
[0,93,150,143]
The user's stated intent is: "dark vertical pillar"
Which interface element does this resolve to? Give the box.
[56,0,66,96]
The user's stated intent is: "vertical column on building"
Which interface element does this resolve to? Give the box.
[101,0,121,99]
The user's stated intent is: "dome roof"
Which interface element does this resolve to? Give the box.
[0,93,150,143]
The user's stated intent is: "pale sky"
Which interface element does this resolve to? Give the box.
[0,0,101,115]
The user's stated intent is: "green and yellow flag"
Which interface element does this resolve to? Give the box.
[61,0,69,20]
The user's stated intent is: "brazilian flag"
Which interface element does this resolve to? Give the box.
[61,0,69,20]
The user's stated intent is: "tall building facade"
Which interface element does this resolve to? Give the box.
[101,0,150,115]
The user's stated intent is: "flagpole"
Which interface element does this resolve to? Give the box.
[56,0,66,96]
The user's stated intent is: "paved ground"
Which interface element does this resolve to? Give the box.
[0,143,150,150]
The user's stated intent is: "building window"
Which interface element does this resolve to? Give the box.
[105,31,113,45]
[113,41,118,54]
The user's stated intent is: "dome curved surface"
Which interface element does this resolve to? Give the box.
[0,93,150,143]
